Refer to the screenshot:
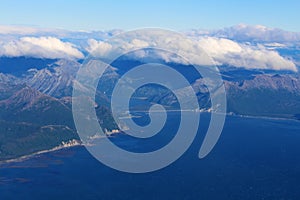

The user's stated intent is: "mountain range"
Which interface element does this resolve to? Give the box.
[0,24,299,160]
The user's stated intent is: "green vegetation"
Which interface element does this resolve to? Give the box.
[0,121,78,161]
[0,84,117,161]
[227,88,300,119]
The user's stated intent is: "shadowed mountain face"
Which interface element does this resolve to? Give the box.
[0,84,78,160]
[225,74,300,118]
[0,58,118,160]
[25,59,80,98]
[0,57,57,76]
[0,86,74,126]
[0,57,299,160]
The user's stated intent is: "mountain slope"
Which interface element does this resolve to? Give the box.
[0,85,74,127]
[226,74,300,118]
[0,57,300,161]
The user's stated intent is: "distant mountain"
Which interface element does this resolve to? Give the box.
[102,59,300,120]
[188,24,300,43]
[0,56,300,161]
[25,59,80,98]
[0,24,299,161]
[225,74,300,118]
[0,85,73,126]
[0,58,118,160]
[0,57,57,76]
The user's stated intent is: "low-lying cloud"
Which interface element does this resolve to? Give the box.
[188,24,300,43]
[0,36,84,59]
[86,33,297,72]
[197,37,297,71]
[0,25,298,71]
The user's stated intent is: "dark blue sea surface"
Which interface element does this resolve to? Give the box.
[1,114,300,200]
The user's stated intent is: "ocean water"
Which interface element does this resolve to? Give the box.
[1,114,300,200]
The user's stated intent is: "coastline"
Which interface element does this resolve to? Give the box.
[0,139,82,166]
[0,113,299,165]
[0,130,122,165]
[229,112,300,122]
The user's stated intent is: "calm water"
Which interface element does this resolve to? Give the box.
[1,114,300,200]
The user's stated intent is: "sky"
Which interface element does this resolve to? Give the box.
[0,0,299,31]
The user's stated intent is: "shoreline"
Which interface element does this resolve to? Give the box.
[132,109,300,122]
[0,139,82,166]
[229,112,300,122]
[0,113,299,165]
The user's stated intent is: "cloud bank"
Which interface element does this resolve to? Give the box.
[0,36,84,59]
[0,24,298,71]
[197,37,297,71]
[86,33,297,72]
[188,24,300,43]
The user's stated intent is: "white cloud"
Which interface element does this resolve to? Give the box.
[86,32,297,72]
[0,36,84,59]
[197,37,297,71]
[0,25,122,41]
[85,30,213,66]
[86,39,113,57]
[187,24,300,43]
[0,25,297,71]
